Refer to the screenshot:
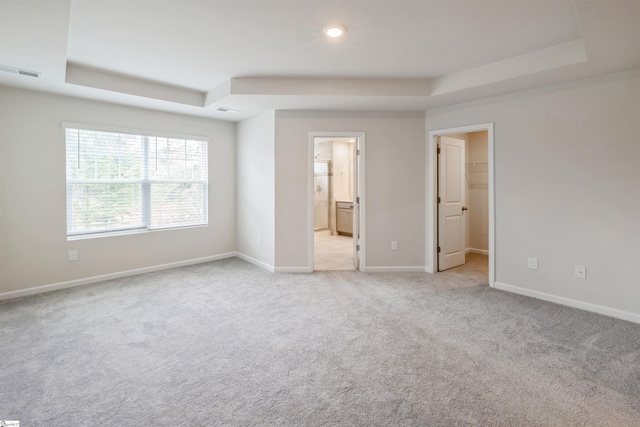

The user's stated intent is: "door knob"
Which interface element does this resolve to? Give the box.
[462,206,468,212]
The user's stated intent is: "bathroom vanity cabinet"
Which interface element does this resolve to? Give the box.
[336,201,353,236]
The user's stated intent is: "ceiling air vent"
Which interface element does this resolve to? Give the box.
[217,107,241,113]
[0,65,41,78]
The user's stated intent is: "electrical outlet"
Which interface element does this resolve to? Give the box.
[68,250,78,262]
[391,241,398,251]
[257,237,262,247]
[528,257,538,270]
[575,265,586,279]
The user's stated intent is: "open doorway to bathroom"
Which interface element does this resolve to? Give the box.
[310,134,362,271]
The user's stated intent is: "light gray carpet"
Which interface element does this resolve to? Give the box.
[1,256,639,426]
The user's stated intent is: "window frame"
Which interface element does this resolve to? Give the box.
[63,122,209,240]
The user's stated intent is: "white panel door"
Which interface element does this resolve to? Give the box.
[438,136,466,271]
[353,142,359,269]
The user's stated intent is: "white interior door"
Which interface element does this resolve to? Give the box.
[352,141,359,269]
[438,136,466,271]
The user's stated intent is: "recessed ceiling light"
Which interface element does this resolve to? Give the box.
[324,25,346,38]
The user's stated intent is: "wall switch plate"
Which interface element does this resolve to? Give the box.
[391,241,398,251]
[528,257,538,270]
[68,250,78,262]
[575,265,586,279]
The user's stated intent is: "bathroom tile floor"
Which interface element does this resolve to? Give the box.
[314,230,356,271]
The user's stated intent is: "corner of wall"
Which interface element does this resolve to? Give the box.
[236,111,276,267]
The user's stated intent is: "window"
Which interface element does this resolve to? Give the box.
[64,123,208,238]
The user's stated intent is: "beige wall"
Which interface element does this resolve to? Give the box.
[236,111,276,268]
[0,87,236,294]
[2,70,638,322]
[467,131,488,252]
[426,69,640,317]
[274,111,426,271]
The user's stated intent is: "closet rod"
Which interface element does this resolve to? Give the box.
[466,161,488,165]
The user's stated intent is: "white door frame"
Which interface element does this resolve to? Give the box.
[308,132,366,272]
[426,123,495,286]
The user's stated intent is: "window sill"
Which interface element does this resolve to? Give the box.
[67,224,207,241]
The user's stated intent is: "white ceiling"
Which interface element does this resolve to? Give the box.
[1,0,638,122]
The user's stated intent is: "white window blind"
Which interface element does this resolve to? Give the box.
[64,125,208,237]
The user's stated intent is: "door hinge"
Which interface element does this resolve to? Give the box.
[437,147,441,154]
[356,196,360,204]
[437,246,441,253]
[356,149,360,155]
[356,245,360,251]
[437,196,441,203]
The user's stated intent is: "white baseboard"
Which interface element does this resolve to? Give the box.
[425,266,434,273]
[467,247,489,255]
[274,266,312,273]
[0,252,236,302]
[235,252,275,272]
[364,266,425,273]
[227,253,311,273]
[494,281,640,325]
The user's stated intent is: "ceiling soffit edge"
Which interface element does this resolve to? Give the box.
[63,36,589,110]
